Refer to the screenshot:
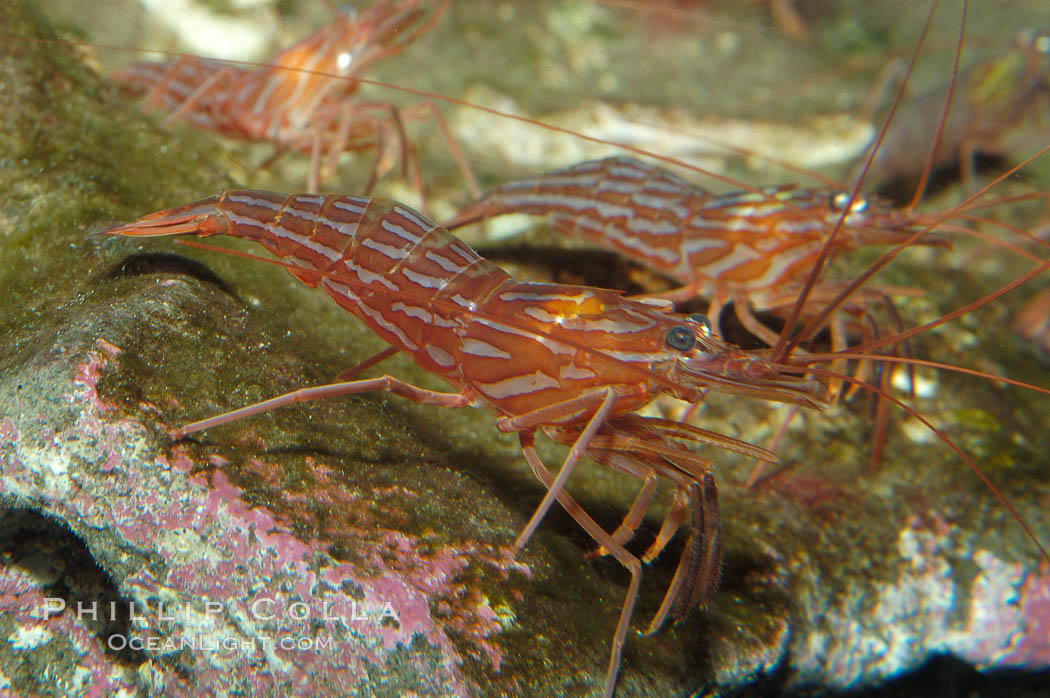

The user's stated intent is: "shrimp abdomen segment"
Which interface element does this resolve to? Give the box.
[110,191,517,376]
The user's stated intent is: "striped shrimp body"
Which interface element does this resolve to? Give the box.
[111,0,466,194]
[445,155,945,350]
[107,190,828,698]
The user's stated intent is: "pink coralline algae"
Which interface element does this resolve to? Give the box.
[0,337,533,695]
[215,453,531,671]
[793,512,1050,688]
[70,341,122,413]
[1011,569,1050,665]
[948,553,1050,668]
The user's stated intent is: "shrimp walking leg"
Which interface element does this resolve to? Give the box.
[519,430,642,698]
[643,475,720,635]
[176,375,473,438]
[505,387,619,551]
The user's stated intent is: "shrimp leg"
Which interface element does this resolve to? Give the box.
[519,430,641,698]
[175,375,472,438]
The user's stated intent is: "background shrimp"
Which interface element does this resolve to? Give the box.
[108,0,477,201]
[855,25,1050,200]
[443,155,944,351]
[6,0,1050,696]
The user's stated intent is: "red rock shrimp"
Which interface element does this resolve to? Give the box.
[856,25,1050,197]
[443,155,948,351]
[105,190,828,698]
[110,0,477,197]
[438,1,1050,471]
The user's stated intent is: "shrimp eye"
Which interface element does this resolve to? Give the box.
[665,325,695,352]
[830,191,867,213]
[687,313,712,336]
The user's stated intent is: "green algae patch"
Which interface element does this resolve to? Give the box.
[0,0,228,341]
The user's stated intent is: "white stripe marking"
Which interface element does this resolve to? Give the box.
[463,338,512,359]
[394,205,438,234]
[591,220,678,263]
[342,259,399,291]
[425,345,456,367]
[354,298,419,351]
[332,199,368,216]
[700,246,763,278]
[362,237,409,261]
[424,250,466,274]
[403,267,446,290]
[524,307,561,323]
[450,294,477,310]
[228,192,281,211]
[447,241,481,265]
[380,218,423,244]
[559,364,597,381]
[391,301,432,323]
[476,371,561,399]
[498,290,598,304]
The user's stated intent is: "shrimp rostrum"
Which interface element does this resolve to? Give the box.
[106,190,828,698]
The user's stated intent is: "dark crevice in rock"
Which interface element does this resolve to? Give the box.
[0,508,148,668]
